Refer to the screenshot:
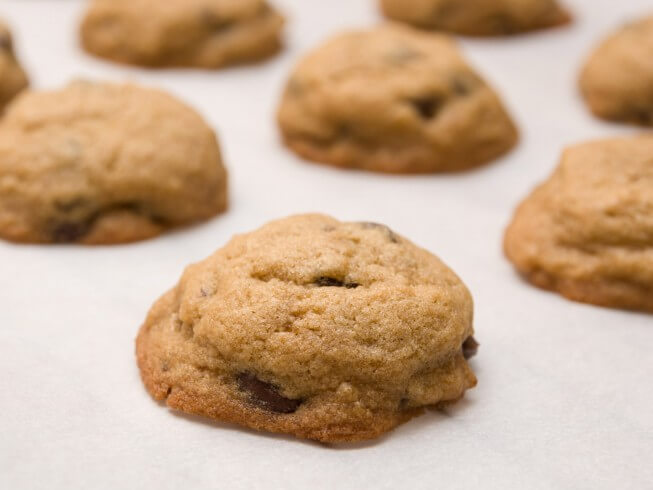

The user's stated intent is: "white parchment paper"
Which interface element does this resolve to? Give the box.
[1,1,651,488]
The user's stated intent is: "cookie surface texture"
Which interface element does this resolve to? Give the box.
[580,16,653,125]
[504,136,653,313]
[0,21,28,110]
[277,25,518,174]
[80,0,284,68]
[0,81,228,245]
[137,214,478,442]
[380,0,571,36]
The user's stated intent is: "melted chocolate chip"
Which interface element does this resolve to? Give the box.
[315,277,359,289]
[410,96,442,119]
[236,373,301,414]
[51,221,90,243]
[462,336,479,360]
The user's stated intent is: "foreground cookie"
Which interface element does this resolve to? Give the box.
[137,214,478,442]
[504,136,653,313]
[80,0,284,68]
[0,21,28,110]
[580,16,653,125]
[0,81,228,245]
[277,25,517,173]
[380,0,571,36]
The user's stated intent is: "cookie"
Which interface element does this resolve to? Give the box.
[277,25,518,174]
[0,21,28,110]
[137,214,478,442]
[504,136,653,313]
[580,16,653,125]
[380,0,571,36]
[0,81,228,245]
[80,0,284,68]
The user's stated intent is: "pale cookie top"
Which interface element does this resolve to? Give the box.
[80,0,284,68]
[580,16,653,125]
[278,24,517,173]
[0,81,228,245]
[380,0,571,36]
[504,136,653,312]
[0,20,28,110]
[137,214,477,442]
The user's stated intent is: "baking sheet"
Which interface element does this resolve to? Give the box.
[1,1,651,489]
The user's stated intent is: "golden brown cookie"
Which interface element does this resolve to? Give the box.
[504,136,653,313]
[380,0,571,36]
[137,214,478,443]
[277,25,518,174]
[0,20,28,110]
[580,16,653,125]
[80,0,284,68]
[0,81,228,245]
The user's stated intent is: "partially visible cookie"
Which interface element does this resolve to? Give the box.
[137,214,478,442]
[0,81,228,245]
[80,0,284,68]
[0,20,28,110]
[277,25,518,174]
[504,136,653,313]
[580,16,653,125]
[380,0,571,37]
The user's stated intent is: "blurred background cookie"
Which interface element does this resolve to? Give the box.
[277,25,518,173]
[504,136,653,313]
[0,81,228,245]
[580,16,653,125]
[380,0,571,36]
[80,0,284,68]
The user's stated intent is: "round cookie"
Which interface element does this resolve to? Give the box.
[0,20,28,110]
[80,0,284,69]
[380,0,571,37]
[580,16,653,125]
[0,81,228,245]
[504,136,653,313]
[277,25,518,174]
[137,214,478,442]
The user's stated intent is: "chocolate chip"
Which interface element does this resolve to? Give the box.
[358,222,399,243]
[51,221,90,243]
[315,277,359,289]
[410,96,442,119]
[236,373,302,414]
[462,336,479,360]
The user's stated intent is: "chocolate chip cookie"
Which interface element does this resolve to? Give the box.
[380,0,571,36]
[0,20,28,110]
[580,16,653,125]
[80,0,284,68]
[277,25,518,174]
[504,136,653,313]
[137,214,478,442]
[0,81,228,245]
